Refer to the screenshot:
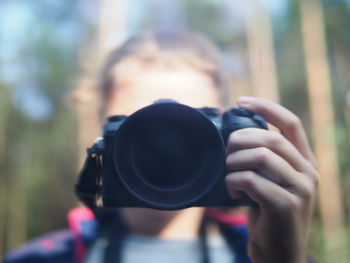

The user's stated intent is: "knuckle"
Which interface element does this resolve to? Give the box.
[255,147,270,167]
[286,115,302,130]
[266,131,284,147]
[300,180,315,201]
[310,170,320,188]
[240,171,256,190]
[280,195,301,213]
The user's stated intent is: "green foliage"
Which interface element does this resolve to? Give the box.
[2,0,350,261]
[0,0,79,253]
[323,0,350,224]
[183,0,232,46]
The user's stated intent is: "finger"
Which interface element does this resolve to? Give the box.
[225,170,297,209]
[226,147,300,187]
[237,97,316,167]
[226,147,316,199]
[227,128,316,176]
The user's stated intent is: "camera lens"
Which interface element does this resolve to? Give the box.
[112,102,225,209]
[133,125,203,189]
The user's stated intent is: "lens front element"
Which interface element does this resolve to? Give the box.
[113,103,225,209]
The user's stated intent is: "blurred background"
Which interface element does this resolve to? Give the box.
[1,0,350,262]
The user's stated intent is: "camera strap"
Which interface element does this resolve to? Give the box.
[75,141,104,210]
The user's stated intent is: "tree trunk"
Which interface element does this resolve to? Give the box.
[75,0,127,168]
[245,0,279,102]
[299,0,348,262]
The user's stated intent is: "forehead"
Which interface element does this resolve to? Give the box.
[103,65,222,117]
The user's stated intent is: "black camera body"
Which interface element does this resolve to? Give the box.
[76,100,267,210]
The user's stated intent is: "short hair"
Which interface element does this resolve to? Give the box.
[99,30,228,113]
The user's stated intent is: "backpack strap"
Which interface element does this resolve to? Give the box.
[206,208,252,263]
[67,207,98,263]
[206,208,247,227]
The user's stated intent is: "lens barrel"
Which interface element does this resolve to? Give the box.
[112,102,226,209]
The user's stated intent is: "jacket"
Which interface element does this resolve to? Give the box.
[2,207,251,263]
[3,207,315,263]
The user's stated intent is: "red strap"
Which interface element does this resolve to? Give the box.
[67,207,95,263]
[206,208,247,227]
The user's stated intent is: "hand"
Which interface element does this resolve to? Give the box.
[225,97,319,263]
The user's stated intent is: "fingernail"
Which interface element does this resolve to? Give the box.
[237,96,254,107]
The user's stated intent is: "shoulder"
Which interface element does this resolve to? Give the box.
[2,230,75,263]
[3,207,99,263]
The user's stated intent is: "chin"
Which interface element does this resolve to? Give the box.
[120,207,205,222]
[120,207,182,221]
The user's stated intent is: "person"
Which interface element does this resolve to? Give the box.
[3,30,319,263]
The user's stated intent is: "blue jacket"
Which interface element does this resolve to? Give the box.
[1,207,259,263]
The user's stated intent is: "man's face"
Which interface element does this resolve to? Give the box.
[103,61,223,225]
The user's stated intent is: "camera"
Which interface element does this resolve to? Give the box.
[76,100,267,210]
